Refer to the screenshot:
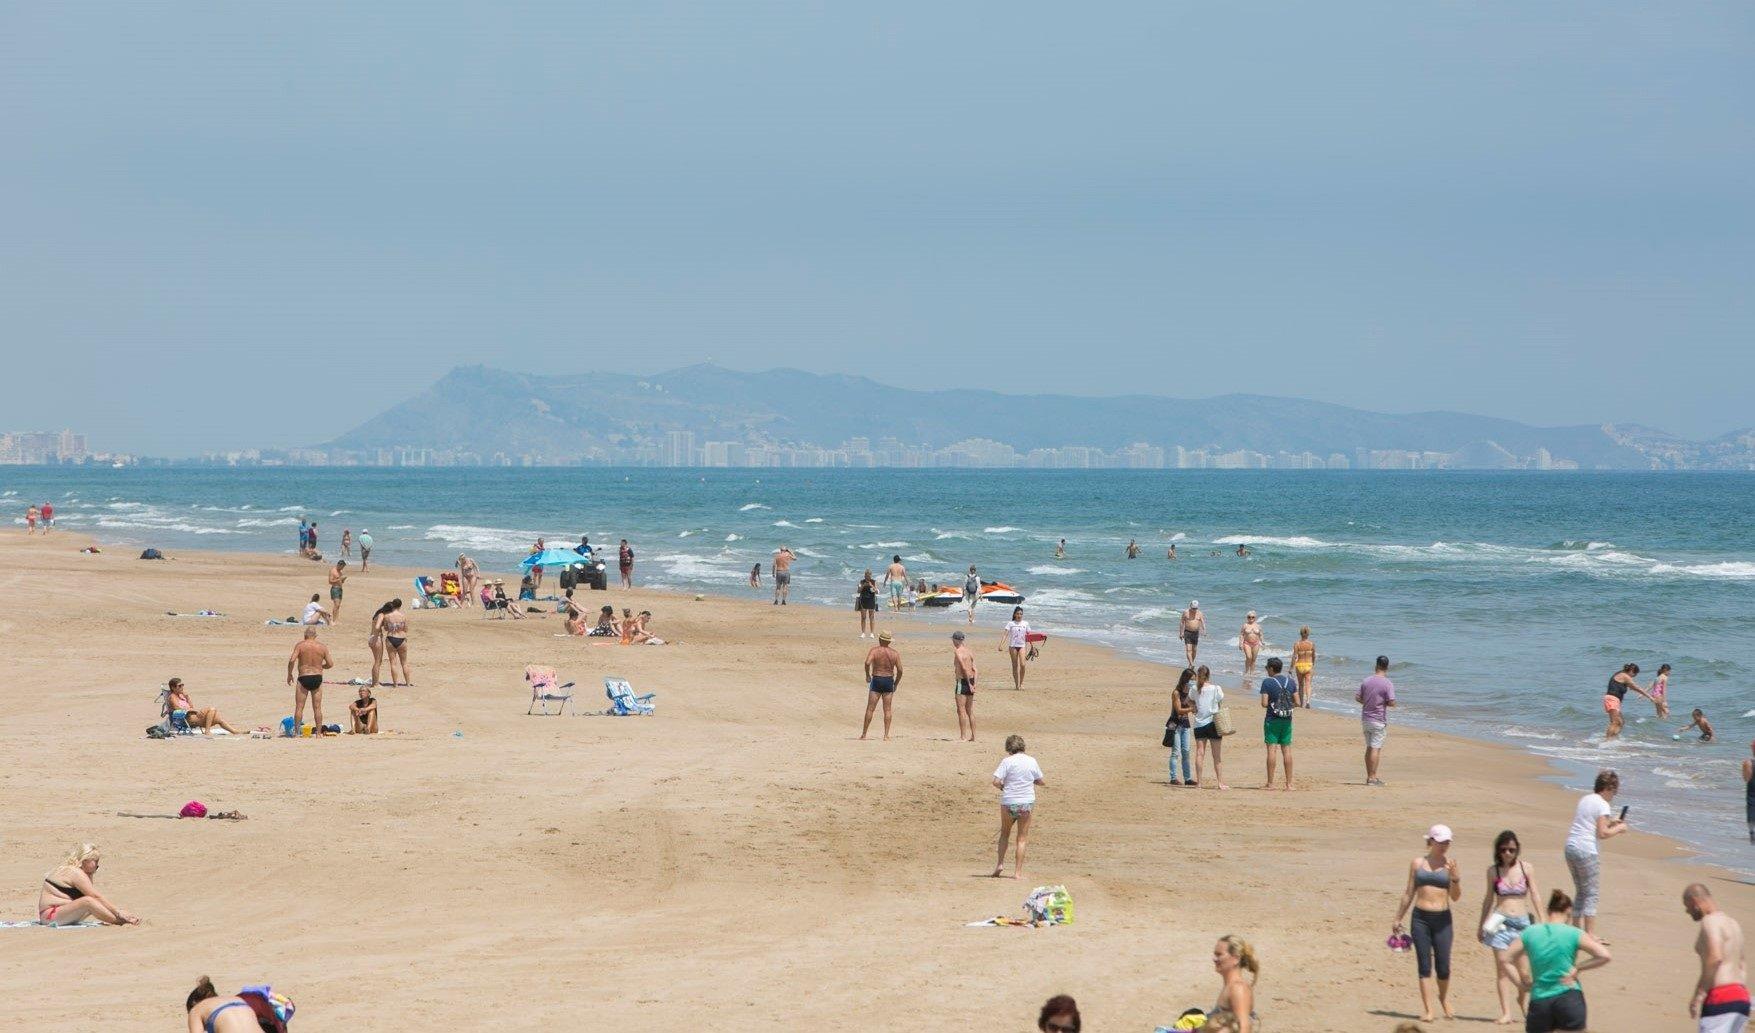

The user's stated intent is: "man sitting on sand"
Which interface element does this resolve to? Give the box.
[287,627,333,735]
[349,687,379,734]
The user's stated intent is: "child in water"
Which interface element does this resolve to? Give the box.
[1651,663,1671,718]
[1676,708,1714,742]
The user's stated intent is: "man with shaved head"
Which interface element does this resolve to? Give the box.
[1685,883,1749,1032]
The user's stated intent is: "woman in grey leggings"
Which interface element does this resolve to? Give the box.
[1393,824,1464,1022]
[1563,769,1628,938]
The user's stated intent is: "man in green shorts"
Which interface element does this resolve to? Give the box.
[1259,657,1303,791]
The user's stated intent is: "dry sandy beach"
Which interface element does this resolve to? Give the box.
[0,532,1742,1030]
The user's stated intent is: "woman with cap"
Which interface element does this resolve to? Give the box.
[1238,611,1264,677]
[1392,824,1464,1022]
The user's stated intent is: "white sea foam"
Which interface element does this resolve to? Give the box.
[1212,534,1330,548]
[984,526,1021,534]
[793,547,827,558]
[860,541,909,549]
[1502,726,1563,742]
[933,529,973,540]
[388,525,414,530]
[773,520,798,528]
[724,534,741,541]
[1027,565,1085,575]
[1131,606,1169,622]
[237,517,300,528]
[424,524,542,552]
[738,503,769,511]
[804,517,824,523]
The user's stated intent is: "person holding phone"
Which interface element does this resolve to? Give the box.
[1564,770,1629,940]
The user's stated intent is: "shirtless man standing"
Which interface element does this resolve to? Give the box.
[952,630,977,742]
[1179,601,1205,667]
[883,555,908,612]
[286,627,333,736]
[327,559,348,620]
[1239,610,1264,677]
[772,546,795,606]
[861,630,903,740]
[1685,884,1750,1033]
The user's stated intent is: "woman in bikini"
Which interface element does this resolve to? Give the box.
[37,843,139,927]
[382,600,411,687]
[1478,829,1541,1025]
[1207,935,1259,1032]
[1238,612,1264,677]
[185,977,261,1033]
[367,599,398,687]
[1392,824,1463,1022]
[165,678,241,735]
[1292,626,1316,708]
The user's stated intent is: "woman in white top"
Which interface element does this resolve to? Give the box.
[992,734,1046,879]
[1191,665,1228,789]
[1001,607,1031,691]
[1563,769,1627,939]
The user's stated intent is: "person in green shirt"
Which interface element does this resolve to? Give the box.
[1500,888,1611,1032]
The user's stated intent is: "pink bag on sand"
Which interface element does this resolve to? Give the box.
[179,801,208,818]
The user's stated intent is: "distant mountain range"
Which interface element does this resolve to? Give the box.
[325,364,1755,470]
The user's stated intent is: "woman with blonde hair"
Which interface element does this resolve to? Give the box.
[37,843,139,926]
[1292,626,1316,708]
[1208,934,1259,1031]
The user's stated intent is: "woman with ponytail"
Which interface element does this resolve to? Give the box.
[185,977,257,1032]
[1209,934,1260,1031]
[36,843,137,926]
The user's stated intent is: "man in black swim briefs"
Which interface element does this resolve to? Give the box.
[861,630,903,741]
[287,627,333,736]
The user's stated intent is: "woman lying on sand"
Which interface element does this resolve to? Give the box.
[166,678,241,735]
[37,843,139,926]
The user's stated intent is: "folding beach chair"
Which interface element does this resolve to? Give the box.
[604,677,656,716]
[525,665,575,715]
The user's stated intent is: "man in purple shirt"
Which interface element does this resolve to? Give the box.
[1356,655,1396,786]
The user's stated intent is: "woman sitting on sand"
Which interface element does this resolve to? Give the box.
[563,597,588,636]
[590,605,618,636]
[382,600,412,686]
[626,610,657,643]
[348,687,378,734]
[1479,829,1541,1025]
[165,678,241,735]
[1036,995,1080,1032]
[185,976,262,1032]
[1392,824,1463,1022]
[37,843,139,926]
[1207,935,1259,1032]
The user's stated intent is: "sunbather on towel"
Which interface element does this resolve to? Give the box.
[166,678,241,735]
[37,843,139,926]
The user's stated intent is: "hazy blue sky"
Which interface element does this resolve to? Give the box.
[4,3,1751,454]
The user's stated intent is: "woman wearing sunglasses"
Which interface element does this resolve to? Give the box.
[1479,829,1542,1025]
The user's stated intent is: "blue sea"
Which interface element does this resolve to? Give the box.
[7,468,1753,870]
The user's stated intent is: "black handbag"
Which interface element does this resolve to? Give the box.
[1162,716,1176,748]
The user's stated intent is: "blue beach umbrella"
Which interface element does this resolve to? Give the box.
[521,548,590,571]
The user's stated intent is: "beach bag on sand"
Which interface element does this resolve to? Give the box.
[1212,700,1236,737]
[1024,885,1074,925]
[139,548,164,560]
[239,985,295,1031]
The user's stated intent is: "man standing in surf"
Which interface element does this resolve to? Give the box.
[1179,601,1205,667]
[772,546,794,605]
[883,554,908,611]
